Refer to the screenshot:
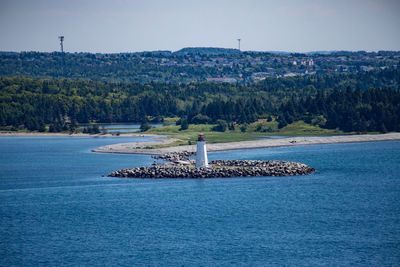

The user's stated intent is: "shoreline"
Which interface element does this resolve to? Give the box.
[2,131,399,154]
[0,132,160,138]
[93,133,400,155]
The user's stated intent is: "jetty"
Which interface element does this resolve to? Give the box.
[108,133,315,179]
[108,158,315,179]
[108,143,314,179]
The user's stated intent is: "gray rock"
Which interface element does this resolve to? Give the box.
[108,159,315,179]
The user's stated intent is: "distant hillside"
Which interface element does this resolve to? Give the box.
[135,50,172,56]
[174,47,240,56]
[0,49,398,84]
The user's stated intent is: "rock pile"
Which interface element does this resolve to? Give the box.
[152,151,194,161]
[109,159,314,179]
[210,159,308,169]
[152,151,195,165]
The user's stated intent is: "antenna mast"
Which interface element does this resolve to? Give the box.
[59,36,64,53]
[237,38,241,51]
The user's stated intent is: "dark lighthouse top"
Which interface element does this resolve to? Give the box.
[198,133,206,142]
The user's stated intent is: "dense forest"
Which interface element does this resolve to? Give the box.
[0,69,399,133]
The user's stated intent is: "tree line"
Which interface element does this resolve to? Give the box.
[0,69,399,133]
[277,87,399,132]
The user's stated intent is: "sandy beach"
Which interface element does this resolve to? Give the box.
[92,133,400,155]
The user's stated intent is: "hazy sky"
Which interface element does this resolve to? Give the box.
[1,0,399,53]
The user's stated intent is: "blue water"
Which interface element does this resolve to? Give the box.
[1,137,399,266]
[78,123,170,133]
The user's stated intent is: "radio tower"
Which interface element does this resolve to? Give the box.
[59,36,64,53]
[237,38,241,51]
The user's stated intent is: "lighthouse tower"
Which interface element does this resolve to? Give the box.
[196,133,209,168]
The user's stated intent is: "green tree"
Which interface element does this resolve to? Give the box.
[179,117,189,131]
[92,124,100,134]
[191,114,210,124]
[140,122,151,132]
[212,119,228,132]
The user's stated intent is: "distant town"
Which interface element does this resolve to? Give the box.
[0,47,399,84]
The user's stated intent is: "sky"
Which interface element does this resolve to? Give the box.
[0,0,399,53]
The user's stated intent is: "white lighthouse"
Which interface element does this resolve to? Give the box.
[196,133,209,168]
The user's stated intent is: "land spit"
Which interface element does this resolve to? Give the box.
[108,152,315,179]
[94,133,400,155]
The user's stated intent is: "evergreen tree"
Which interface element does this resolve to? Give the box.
[140,122,151,132]
[212,120,228,132]
[179,117,189,131]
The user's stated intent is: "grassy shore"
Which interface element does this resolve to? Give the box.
[145,120,345,148]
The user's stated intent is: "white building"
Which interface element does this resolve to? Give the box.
[196,133,209,168]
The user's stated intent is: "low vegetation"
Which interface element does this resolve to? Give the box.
[145,120,343,147]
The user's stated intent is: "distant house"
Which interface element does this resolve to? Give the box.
[360,66,374,72]
[251,72,274,81]
[283,72,302,77]
[206,77,237,83]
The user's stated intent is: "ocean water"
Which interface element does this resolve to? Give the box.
[0,137,399,266]
[78,123,170,133]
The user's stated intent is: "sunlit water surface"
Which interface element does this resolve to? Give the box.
[1,137,399,266]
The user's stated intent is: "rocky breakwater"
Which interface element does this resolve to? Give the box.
[151,151,195,165]
[108,158,315,179]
